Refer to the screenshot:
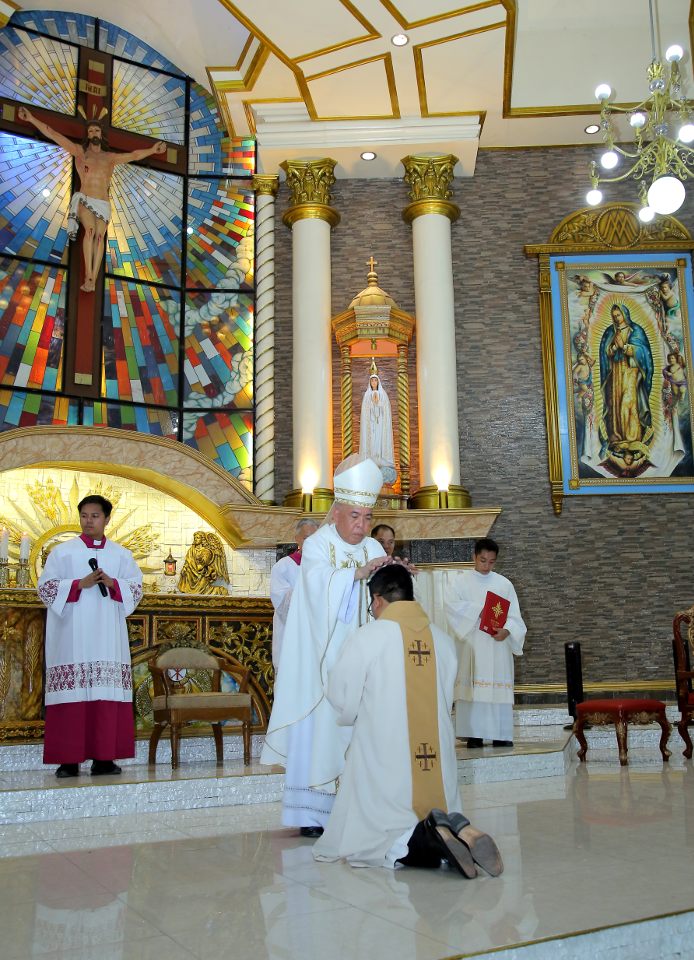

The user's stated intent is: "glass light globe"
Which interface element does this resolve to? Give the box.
[586,188,603,206]
[630,112,647,128]
[600,150,619,170]
[638,205,655,223]
[679,123,694,143]
[648,176,686,214]
[594,83,612,101]
[666,44,684,62]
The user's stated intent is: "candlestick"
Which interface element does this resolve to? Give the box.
[0,528,8,561]
[19,533,30,561]
[16,559,30,588]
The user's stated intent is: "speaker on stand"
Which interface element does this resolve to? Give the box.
[564,641,585,731]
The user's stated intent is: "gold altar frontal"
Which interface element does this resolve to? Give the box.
[0,590,274,744]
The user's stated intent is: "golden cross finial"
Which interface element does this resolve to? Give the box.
[366,256,378,273]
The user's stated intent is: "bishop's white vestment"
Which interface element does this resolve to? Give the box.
[445,569,526,742]
[260,523,385,827]
[37,535,143,763]
[314,602,461,867]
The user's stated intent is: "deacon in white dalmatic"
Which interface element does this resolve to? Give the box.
[37,494,143,778]
[445,537,526,748]
[261,455,389,836]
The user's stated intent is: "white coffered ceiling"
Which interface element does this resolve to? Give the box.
[18,0,694,177]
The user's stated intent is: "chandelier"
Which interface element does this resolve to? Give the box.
[586,0,694,221]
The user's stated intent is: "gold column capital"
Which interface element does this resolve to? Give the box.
[401,154,460,223]
[252,174,279,197]
[281,158,340,229]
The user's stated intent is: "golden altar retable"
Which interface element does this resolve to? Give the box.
[0,590,274,743]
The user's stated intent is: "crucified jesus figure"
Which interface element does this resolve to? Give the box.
[18,107,166,292]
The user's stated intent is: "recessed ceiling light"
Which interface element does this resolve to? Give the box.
[361,151,377,161]
[391,33,409,47]
[41,188,50,197]
[584,124,600,135]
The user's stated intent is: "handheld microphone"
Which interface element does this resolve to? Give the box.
[88,557,108,597]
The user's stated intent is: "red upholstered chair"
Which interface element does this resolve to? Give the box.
[672,604,694,759]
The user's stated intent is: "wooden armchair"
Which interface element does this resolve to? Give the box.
[672,604,694,759]
[148,647,252,768]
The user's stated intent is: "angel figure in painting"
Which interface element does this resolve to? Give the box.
[359,360,396,483]
[178,531,230,595]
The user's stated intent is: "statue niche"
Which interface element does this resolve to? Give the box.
[331,260,416,506]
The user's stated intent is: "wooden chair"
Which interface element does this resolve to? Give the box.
[148,647,252,768]
[672,604,694,759]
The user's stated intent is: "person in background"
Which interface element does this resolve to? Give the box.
[445,538,526,749]
[269,518,319,669]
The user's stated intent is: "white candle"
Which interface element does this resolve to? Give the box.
[19,533,30,561]
[0,528,8,561]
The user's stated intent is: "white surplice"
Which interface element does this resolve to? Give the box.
[260,523,385,826]
[269,553,300,669]
[445,569,526,741]
[313,613,461,868]
[37,537,143,705]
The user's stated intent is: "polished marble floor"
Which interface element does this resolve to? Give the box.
[2,748,694,959]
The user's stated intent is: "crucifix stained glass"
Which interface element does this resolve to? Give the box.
[0,11,256,488]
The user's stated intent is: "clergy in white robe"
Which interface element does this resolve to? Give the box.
[37,495,143,773]
[445,538,526,745]
[269,519,318,670]
[314,565,461,868]
[260,456,387,832]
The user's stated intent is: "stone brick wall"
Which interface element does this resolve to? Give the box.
[273,148,694,688]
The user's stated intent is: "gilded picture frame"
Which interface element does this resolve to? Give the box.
[526,203,694,514]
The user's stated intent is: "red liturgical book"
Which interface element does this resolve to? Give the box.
[479,591,510,635]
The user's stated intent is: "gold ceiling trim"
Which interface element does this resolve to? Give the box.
[293,0,381,63]
[241,97,304,136]
[215,0,317,116]
[413,20,505,118]
[209,44,270,94]
[206,67,237,137]
[306,52,400,120]
[379,0,502,31]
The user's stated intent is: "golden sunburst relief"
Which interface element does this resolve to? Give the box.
[0,476,161,585]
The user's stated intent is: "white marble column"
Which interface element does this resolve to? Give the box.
[402,155,466,503]
[281,158,340,499]
[251,175,279,503]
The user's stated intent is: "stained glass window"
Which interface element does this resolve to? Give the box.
[0,135,72,263]
[0,13,256,488]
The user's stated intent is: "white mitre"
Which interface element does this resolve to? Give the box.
[333,454,383,507]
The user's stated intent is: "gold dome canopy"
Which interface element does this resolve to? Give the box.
[349,259,399,310]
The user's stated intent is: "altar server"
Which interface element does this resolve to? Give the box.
[445,538,526,748]
[260,455,388,836]
[37,495,143,777]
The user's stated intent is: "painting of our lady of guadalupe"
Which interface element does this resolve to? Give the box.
[563,264,693,483]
